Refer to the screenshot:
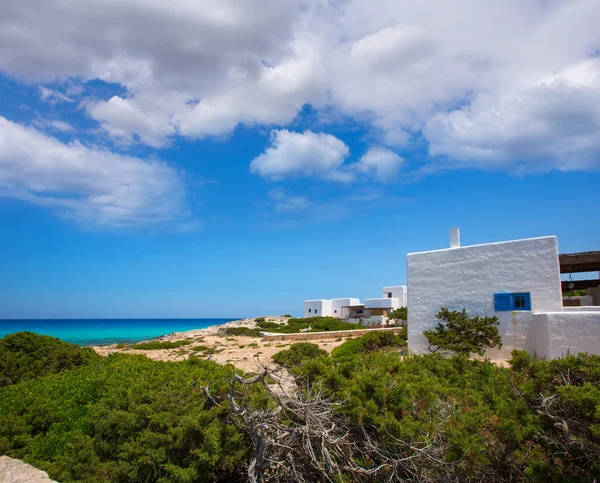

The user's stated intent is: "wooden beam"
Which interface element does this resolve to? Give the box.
[561,279,600,291]
[559,251,600,274]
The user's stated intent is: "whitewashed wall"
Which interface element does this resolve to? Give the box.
[407,236,562,358]
[365,298,399,309]
[331,298,360,318]
[525,311,600,359]
[382,286,407,306]
[303,300,332,318]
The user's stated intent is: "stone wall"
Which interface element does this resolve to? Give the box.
[261,327,404,342]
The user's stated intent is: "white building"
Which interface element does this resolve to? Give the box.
[303,299,332,318]
[407,229,600,359]
[304,288,407,325]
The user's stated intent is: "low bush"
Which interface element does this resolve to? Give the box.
[224,327,263,337]
[129,340,191,350]
[0,332,101,387]
[259,317,362,334]
[272,343,328,367]
[331,330,405,359]
[0,354,256,482]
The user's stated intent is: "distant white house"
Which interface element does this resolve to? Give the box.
[407,229,600,359]
[303,288,407,325]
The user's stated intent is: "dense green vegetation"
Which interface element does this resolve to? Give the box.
[272,343,328,367]
[285,349,600,481]
[0,332,101,387]
[0,351,257,482]
[2,331,599,482]
[330,329,406,359]
[257,316,362,334]
[424,307,502,356]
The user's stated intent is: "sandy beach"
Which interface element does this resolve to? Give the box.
[91,316,355,373]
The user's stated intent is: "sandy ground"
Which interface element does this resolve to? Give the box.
[91,316,354,373]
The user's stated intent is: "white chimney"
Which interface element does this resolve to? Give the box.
[450,228,460,248]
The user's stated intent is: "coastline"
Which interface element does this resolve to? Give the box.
[91,316,356,373]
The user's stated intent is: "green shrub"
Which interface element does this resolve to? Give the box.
[272,343,328,367]
[281,314,292,318]
[129,340,191,350]
[424,307,502,356]
[260,317,362,334]
[0,354,254,482]
[0,332,101,387]
[254,317,266,323]
[331,331,405,359]
[224,327,263,337]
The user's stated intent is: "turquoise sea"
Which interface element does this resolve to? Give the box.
[0,319,237,346]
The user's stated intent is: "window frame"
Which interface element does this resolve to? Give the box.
[494,292,531,311]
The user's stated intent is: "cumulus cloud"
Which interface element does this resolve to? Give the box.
[425,58,600,172]
[250,130,351,181]
[354,147,404,181]
[0,0,599,174]
[0,116,195,229]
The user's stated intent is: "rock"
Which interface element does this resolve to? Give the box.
[0,456,58,483]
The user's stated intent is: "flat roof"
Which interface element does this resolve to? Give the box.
[407,235,557,257]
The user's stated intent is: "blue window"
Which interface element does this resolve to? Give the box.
[494,292,531,311]
[308,308,311,313]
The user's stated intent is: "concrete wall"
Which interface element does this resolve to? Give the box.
[525,311,600,359]
[365,297,400,309]
[331,298,360,318]
[303,300,332,318]
[382,286,408,306]
[407,236,562,357]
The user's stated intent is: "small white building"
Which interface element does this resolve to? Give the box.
[407,229,600,359]
[304,287,407,325]
[303,300,332,318]
[331,298,361,318]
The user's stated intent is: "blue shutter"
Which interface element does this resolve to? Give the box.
[494,293,511,311]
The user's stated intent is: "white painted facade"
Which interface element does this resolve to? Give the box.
[303,286,407,325]
[407,236,563,359]
[331,298,360,318]
[303,300,332,318]
[382,286,408,306]
[407,232,600,360]
[525,311,600,359]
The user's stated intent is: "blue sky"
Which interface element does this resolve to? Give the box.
[0,0,599,318]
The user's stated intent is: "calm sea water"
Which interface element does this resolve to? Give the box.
[0,319,238,346]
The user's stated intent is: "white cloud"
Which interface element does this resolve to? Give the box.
[33,119,75,132]
[354,147,404,181]
[0,0,599,174]
[38,86,74,104]
[425,58,600,172]
[268,187,310,213]
[250,130,351,181]
[0,116,195,229]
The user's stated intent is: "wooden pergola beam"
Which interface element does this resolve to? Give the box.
[559,251,600,274]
